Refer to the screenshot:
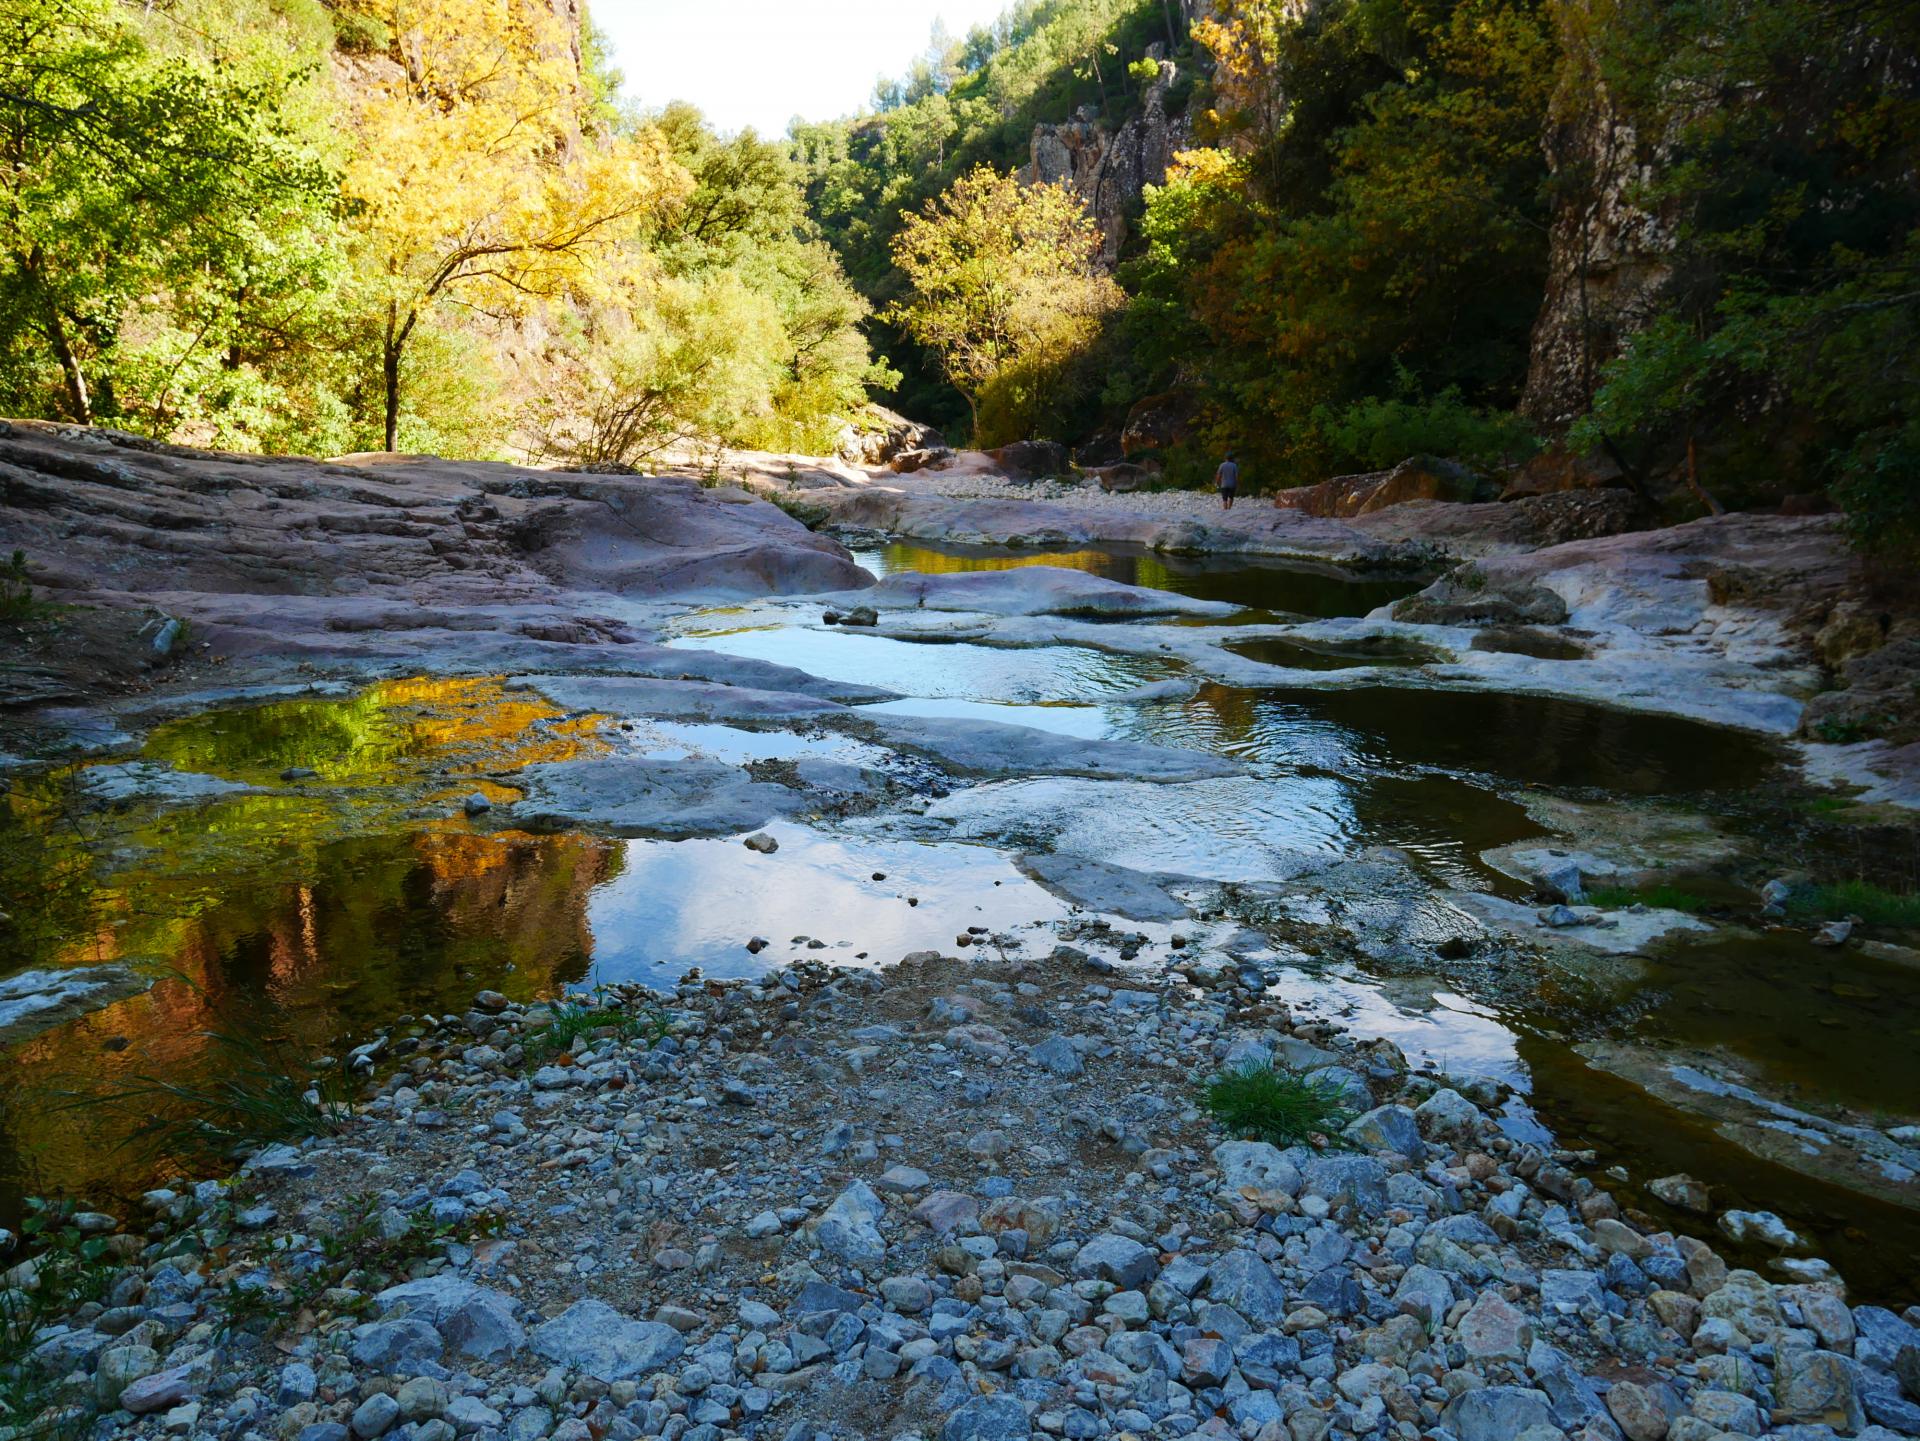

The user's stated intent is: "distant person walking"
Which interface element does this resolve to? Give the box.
[1215,450,1240,510]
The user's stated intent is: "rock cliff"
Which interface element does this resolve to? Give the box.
[1026,46,1191,264]
[1520,3,1676,428]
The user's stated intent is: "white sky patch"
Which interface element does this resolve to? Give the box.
[594,0,1015,136]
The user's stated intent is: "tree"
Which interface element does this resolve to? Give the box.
[340,0,688,450]
[884,166,1121,436]
[0,0,331,424]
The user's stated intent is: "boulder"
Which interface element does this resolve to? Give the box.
[835,405,944,466]
[1072,1233,1158,1288]
[1211,1141,1303,1196]
[1092,462,1159,493]
[1441,1386,1555,1441]
[815,1181,888,1268]
[1203,1249,1287,1325]
[529,1299,684,1382]
[1273,456,1490,519]
[374,1276,524,1362]
[1120,391,1195,458]
[985,440,1070,481]
[1773,1345,1864,1430]
[1341,1104,1425,1160]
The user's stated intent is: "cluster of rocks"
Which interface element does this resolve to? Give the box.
[12,944,1920,1441]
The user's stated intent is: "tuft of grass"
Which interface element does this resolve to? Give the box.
[59,1031,353,1163]
[1785,879,1920,929]
[1203,1062,1355,1147]
[1584,883,1716,913]
[0,1199,124,1436]
[0,550,47,623]
[521,998,667,1068]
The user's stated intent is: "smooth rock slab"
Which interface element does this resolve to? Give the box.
[530,1299,685,1382]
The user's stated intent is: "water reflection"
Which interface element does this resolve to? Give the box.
[584,821,1069,989]
[0,828,615,1209]
[846,541,1424,618]
[667,628,1179,703]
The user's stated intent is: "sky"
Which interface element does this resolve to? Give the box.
[593,0,1015,137]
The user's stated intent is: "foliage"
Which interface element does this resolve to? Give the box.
[1122,0,1556,484]
[1202,1061,1355,1147]
[885,166,1122,442]
[1,550,42,622]
[1570,0,1920,540]
[1582,883,1716,914]
[1784,880,1920,930]
[1315,382,1541,473]
[0,0,337,431]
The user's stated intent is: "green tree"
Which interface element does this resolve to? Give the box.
[0,0,333,425]
[884,165,1121,439]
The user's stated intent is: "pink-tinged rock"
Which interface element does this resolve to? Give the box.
[120,1367,194,1415]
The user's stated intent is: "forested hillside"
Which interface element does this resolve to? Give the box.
[4,0,1916,549]
[0,0,885,461]
[805,0,1920,547]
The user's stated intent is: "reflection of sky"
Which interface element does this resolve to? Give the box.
[580,821,1069,989]
[1269,966,1525,1083]
[665,629,1174,703]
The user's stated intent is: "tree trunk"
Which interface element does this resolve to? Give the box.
[45,308,91,425]
[1162,0,1180,49]
[383,300,407,453]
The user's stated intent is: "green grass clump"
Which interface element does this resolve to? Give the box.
[521,998,667,1068]
[1786,879,1920,928]
[1203,1062,1355,1147]
[1584,883,1716,913]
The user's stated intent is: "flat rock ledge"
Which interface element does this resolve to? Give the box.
[15,948,1919,1441]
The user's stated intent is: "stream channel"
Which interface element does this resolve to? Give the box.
[2,540,1916,1301]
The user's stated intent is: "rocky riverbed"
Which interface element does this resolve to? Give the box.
[15,949,1920,1441]
[5,423,1920,1441]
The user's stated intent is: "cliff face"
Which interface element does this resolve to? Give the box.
[1026,47,1192,265]
[1520,7,1676,429]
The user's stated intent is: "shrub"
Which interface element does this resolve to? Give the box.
[330,6,391,56]
[1316,388,1540,473]
[1203,1061,1354,1147]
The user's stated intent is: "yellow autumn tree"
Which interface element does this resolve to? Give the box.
[340,0,689,449]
